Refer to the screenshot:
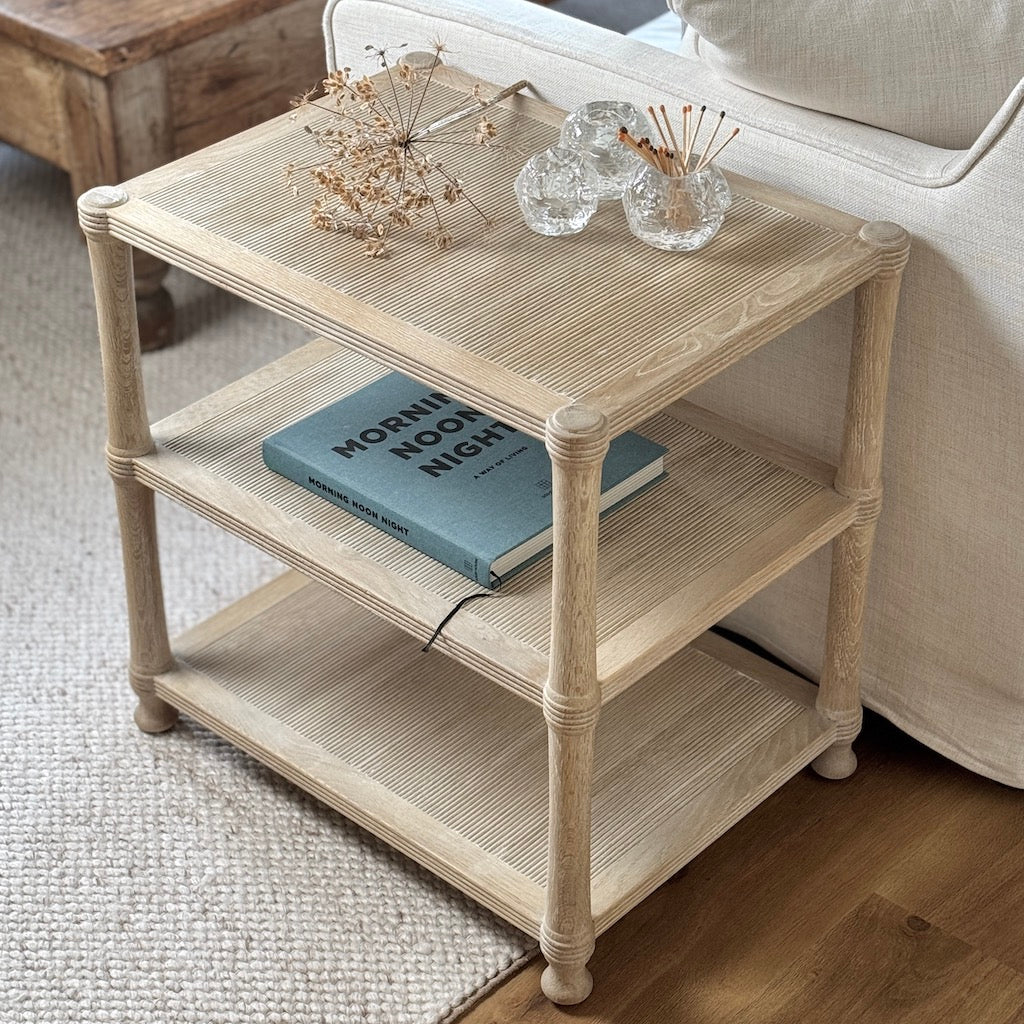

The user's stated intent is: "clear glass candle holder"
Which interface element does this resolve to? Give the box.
[622,162,729,252]
[705,162,733,211]
[515,145,600,236]
[560,100,654,200]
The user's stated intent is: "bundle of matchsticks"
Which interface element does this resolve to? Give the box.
[619,103,738,177]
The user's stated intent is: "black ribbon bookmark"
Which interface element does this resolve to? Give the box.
[421,574,503,652]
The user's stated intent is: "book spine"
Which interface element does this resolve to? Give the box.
[262,442,495,588]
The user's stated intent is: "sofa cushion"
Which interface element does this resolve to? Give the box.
[669,0,1024,149]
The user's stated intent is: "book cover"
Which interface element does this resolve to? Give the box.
[262,371,666,587]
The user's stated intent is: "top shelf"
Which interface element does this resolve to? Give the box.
[106,66,887,440]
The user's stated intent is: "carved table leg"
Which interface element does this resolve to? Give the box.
[813,222,910,779]
[79,186,177,733]
[540,405,609,1004]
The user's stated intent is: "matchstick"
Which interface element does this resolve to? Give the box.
[688,104,707,171]
[694,126,740,172]
[617,127,649,162]
[619,128,669,173]
[647,105,672,153]
[621,106,737,176]
[660,104,682,173]
[641,137,662,172]
[682,104,692,169]
[694,111,726,175]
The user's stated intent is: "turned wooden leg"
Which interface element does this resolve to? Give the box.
[79,186,177,733]
[813,222,909,779]
[540,405,608,1004]
[110,469,178,732]
[814,519,873,779]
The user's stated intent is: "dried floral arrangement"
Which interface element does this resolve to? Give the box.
[286,42,526,257]
[618,103,739,176]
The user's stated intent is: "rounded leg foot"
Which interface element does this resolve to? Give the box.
[812,742,857,780]
[134,696,178,733]
[540,962,593,1005]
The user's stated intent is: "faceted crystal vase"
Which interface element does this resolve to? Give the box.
[622,162,730,252]
[515,146,600,236]
[560,100,654,199]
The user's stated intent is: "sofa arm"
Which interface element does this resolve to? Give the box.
[322,0,1024,189]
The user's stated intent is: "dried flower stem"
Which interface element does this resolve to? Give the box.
[288,43,527,256]
[416,79,529,140]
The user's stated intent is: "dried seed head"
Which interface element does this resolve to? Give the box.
[289,40,500,257]
[475,117,497,144]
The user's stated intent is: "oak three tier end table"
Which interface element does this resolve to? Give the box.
[78,67,909,1006]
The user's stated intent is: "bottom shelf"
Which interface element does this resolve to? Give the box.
[155,572,835,938]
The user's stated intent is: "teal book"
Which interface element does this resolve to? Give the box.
[262,372,667,588]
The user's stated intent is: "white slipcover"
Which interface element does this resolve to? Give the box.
[322,0,1024,787]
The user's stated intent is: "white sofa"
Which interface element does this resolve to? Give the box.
[322,0,1024,789]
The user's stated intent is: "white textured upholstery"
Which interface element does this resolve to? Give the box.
[323,0,1024,787]
[671,0,1024,149]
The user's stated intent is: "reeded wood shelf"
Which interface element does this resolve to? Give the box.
[155,571,836,939]
[105,67,888,440]
[141,339,857,706]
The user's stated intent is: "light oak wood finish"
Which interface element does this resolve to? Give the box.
[131,340,858,706]
[460,713,1024,1023]
[539,405,608,1003]
[815,222,909,779]
[104,68,894,415]
[79,187,177,733]
[1,0,325,348]
[152,572,835,938]
[81,69,908,1005]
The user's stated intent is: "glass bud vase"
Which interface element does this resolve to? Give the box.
[622,162,729,252]
[560,100,654,200]
[515,145,600,236]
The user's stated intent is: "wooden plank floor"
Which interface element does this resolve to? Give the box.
[462,706,1024,1023]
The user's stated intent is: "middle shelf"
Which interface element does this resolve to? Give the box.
[138,338,855,706]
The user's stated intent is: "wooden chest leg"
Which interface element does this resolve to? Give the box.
[67,64,177,351]
[132,250,175,352]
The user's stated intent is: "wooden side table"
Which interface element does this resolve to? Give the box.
[0,0,325,348]
[79,67,909,1005]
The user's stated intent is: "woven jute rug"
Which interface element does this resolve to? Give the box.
[0,143,535,1024]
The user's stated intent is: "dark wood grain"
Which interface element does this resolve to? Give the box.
[727,894,1024,1024]
[0,0,303,75]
